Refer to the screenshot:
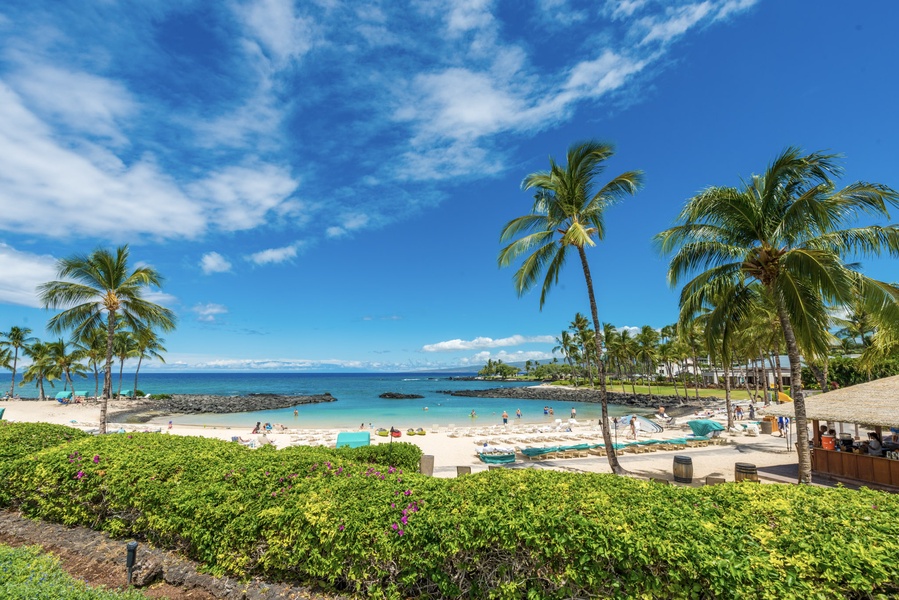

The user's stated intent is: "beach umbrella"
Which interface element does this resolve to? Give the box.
[615,415,664,434]
[777,391,793,403]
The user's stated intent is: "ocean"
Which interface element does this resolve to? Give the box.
[8,372,636,430]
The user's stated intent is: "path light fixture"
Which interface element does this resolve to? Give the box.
[126,541,138,584]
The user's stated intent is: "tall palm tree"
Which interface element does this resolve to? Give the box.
[634,325,659,400]
[38,246,176,433]
[21,340,57,400]
[113,330,139,398]
[657,147,899,483]
[553,330,580,386]
[47,339,87,394]
[499,140,643,475]
[1,326,36,397]
[133,328,166,397]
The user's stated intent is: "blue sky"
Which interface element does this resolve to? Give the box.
[1,0,898,372]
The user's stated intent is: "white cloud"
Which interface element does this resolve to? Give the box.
[143,290,178,308]
[233,0,316,67]
[607,0,648,19]
[192,303,228,322]
[460,350,554,365]
[247,243,300,265]
[422,334,555,352]
[0,244,58,307]
[638,2,714,46]
[200,252,233,274]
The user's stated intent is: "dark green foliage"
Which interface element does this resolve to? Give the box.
[803,358,899,388]
[149,393,171,400]
[0,421,88,465]
[1,424,897,599]
[0,544,146,599]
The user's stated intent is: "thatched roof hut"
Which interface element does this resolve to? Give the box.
[763,375,899,428]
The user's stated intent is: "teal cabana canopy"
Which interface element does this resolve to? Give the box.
[55,391,72,400]
[336,431,370,448]
[687,419,725,437]
[118,390,132,397]
[74,391,87,397]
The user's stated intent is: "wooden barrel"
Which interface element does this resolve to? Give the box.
[759,420,773,435]
[673,455,693,483]
[735,462,759,482]
[456,466,472,476]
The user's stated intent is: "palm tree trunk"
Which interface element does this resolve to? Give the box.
[38,376,45,401]
[774,297,812,484]
[93,365,100,399]
[133,356,144,398]
[101,311,116,434]
[9,350,18,397]
[692,348,700,400]
[758,349,769,403]
[117,359,125,398]
[646,360,653,401]
[724,361,733,429]
[577,246,624,475]
[743,360,753,399]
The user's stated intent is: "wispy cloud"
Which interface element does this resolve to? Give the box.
[192,303,228,323]
[200,252,233,274]
[0,244,57,307]
[247,243,301,265]
[422,334,555,352]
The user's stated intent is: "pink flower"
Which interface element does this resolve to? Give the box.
[338,524,345,532]
[404,490,412,496]
[92,455,100,464]
[74,471,84,480]
[391,523,398,530]
[397,530,404,536]
[401,516,408,525]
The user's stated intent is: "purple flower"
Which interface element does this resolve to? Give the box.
[404,490,412,496]
[388,467,396,474]
[390,503,395,508]
[338,524,345,532]
[74,471,84,480]
[92,455,100,464]
[401,516,408,525]
[397,530,404,536]
[391,523,398,530]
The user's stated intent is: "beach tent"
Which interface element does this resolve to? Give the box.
[118,389,132,397]
[614,415,664,434]
[336,431,371,448]
[74,390,88,397]
[55,391,73,400]
[687,419,725,437]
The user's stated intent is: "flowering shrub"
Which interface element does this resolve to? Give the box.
[1,425,897,599]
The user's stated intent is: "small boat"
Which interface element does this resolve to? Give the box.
[415,427,426,436]
[390,429,402,438]
[376,428,389,437]
[406,428,416,436]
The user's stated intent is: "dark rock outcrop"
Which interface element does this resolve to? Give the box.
[378,392,425,399]
[110,393,337,422]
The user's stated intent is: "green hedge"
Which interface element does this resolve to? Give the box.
[0,544,145,599]
[1,426,897,599]
[0,421,89,464]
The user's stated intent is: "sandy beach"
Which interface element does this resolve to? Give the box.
[0,398,808,485]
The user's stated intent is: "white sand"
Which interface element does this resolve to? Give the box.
[0,399,805,484]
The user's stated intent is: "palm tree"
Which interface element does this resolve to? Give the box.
[634,325,659,400]
[657,147,899,483]
[38,246,176,433]
[47,339,87,394]
[133,328,166,397]
[1,326,36,397]
[499,140,643,475]
[113,330,139,397]
[75,326,109,399]
[553,330,580,386]
[21,340,57,400]
[571,313,596,386]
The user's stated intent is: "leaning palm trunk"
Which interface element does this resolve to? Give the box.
[774,299,811,484]
[133,356,144,399]
[578,246,624,474]
[100,311,117,435]
[724,362,733,429]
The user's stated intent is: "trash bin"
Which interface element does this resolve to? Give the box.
[735,462,759,482]
[456,466,471,477]
[673,455,693,483]
[821,435,835,451]
[759,420,772,435]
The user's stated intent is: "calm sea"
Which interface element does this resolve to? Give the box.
[9,372,635,430]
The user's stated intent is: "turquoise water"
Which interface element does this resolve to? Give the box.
[9,372,636,430]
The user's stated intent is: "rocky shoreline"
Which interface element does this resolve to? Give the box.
[110,393,337,422]
[442,386,717,412]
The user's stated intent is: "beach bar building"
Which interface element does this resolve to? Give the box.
[765,375,899,491]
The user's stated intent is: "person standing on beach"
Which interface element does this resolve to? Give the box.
[516,408,522,419]
[570,407,576,419]
[293,409,298,418]
[502,410,508,425]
